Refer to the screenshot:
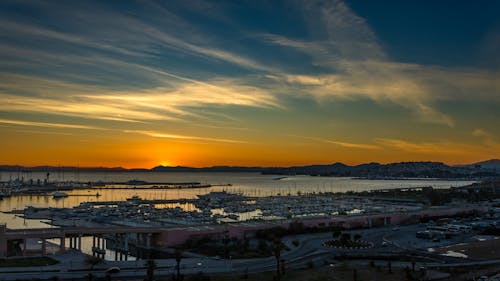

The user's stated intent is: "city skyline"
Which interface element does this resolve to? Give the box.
[1,0,499,168]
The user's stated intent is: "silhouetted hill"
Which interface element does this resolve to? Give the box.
[1,159,499,179]
[0,165,146,172]
[466,159,500,171]
[151,165,264,172]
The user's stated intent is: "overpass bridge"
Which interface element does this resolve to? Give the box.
[0,224,163,259]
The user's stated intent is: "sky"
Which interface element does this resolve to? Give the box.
[0,0,499,168]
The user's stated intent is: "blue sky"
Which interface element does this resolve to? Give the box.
[0,0,499,167]
[346,0,500,67]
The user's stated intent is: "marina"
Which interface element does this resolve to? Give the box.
[0,171,475,229]
[8,187,426,228]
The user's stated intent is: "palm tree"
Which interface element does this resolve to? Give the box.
[174,250,183,280]
[222,230,230,259]
[353,234,362,241]
[145,259,157,281]
[332,227,342,240]
[272,239,284,281]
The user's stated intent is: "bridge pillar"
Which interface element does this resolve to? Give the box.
[124,236,129,260]
[136,233,143,259]
[0,240,6,258]
[146,233,151,249]
[69,237,73,249]
[101,237,107,259]
[22,239,27,256]
[41,239,47,256]
[77,235,82,251]
[114,250,118,261]
[92,235,96,248]
[0,224,7,258]
[59,236,65,253]
[97,236,101,248]
[146,233,152,259]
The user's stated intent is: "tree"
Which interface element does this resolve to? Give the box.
[243,238,250,251]
[243,267,248,279]
[222,230,230,259]
[332,227,342,239]
[174,250,183,281]
[145,259,157,281]
[272,239,284,281]
[257,239,267,253]
[340,233,351,245]
[353,234,362,241]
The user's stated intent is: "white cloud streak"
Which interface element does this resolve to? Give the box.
[124,130,247,144]
[0,74,280,124]
[0,118,99,130]
[376,137,500,156]
[288,134,380,150]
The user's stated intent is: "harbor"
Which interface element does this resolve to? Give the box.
[9,191,425,227]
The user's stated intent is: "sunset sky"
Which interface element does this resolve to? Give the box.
[0,0,499,168]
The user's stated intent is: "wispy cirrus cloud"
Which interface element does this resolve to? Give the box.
[288,134,381,150]
[0,118,99,130]
[376,138,500,156]
[260,0,499,127]
[327,140,381,150]
[0,73,280,124]
[0,20,142,57]
[124,130,247,144]
[472,128,490,138]
[0,0,274,74]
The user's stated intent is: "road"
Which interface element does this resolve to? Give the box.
[0,223,497,280]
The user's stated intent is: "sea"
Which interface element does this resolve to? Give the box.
[0,171,476,229]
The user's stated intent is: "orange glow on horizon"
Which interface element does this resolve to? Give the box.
[0,125,497,169]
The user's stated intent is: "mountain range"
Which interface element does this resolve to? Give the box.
[0,159,499,179]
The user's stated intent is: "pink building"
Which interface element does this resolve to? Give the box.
[156,206,486,247]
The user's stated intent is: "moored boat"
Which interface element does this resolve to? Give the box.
[53,191,68,198]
